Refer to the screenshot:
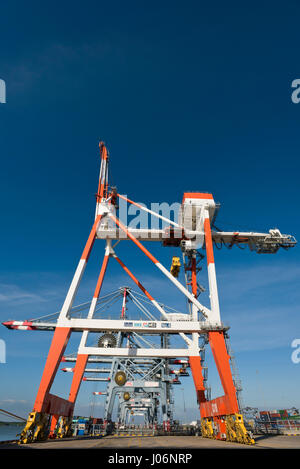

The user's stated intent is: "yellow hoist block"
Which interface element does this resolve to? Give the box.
[225,413,255,445]
[170,256,181,278]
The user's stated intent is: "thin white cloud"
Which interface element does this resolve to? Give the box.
[1,260,299,355]
[0,283,45,304]
[0,399,27,404]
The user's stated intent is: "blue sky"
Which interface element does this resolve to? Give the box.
[0,1,300,422]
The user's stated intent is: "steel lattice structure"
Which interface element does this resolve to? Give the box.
[3,141,296,444]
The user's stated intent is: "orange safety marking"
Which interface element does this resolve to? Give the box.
[200,395,233,418]
[93,254,110,299]
[34,327,71,412]
[182,192,214,203]
[97,142,109,201]
[204,218,215,265]
[117,193,136,206]
[189,356,206,403]
[191,257,197,296]
[114,255,154,302]
[109,214,158,264]
[81,215,102,261]
[49,414,59,436]
[208,331,239,414]
[69,354,89,403]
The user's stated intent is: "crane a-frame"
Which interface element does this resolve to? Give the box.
[3,141,296,444]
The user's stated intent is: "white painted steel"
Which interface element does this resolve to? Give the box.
[96,227,197,241]
[96,227,294,246]
[78,346,195,357]
[57,318,222,333]
[207,262,221,323]
[58,259,87,321]
[111,251,192,346]
[118,195,181,229]
[83,377,109,381]
[204,208,221,324]
[154,261,213,320]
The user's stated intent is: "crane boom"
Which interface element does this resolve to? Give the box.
[211,228,297,253]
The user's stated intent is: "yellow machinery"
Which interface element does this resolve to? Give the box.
[19,411,48,444]
[170,256,181,277]
[200,414,255,445]
[19,412,73,443]
[200,418,214,439]
[225,414,255,445]
[56,416,73,438]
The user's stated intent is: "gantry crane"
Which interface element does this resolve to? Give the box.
[5,286,186,436]
[3,141,296,445]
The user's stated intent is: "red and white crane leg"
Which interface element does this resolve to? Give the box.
[69,243,110,404]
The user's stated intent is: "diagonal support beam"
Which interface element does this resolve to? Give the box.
[108,212,214,322]
[69,242,112,401]
[204,209,221,323]
[117,193,181,228]
[189,253,207,404]
[58,214,103,322]
[33,327,71,412]
[112,252,193,347]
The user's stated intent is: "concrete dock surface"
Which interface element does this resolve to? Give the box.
[1,434,300,449]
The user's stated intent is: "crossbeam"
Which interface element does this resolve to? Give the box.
[57,318,225,333]
[78,346,194,357]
